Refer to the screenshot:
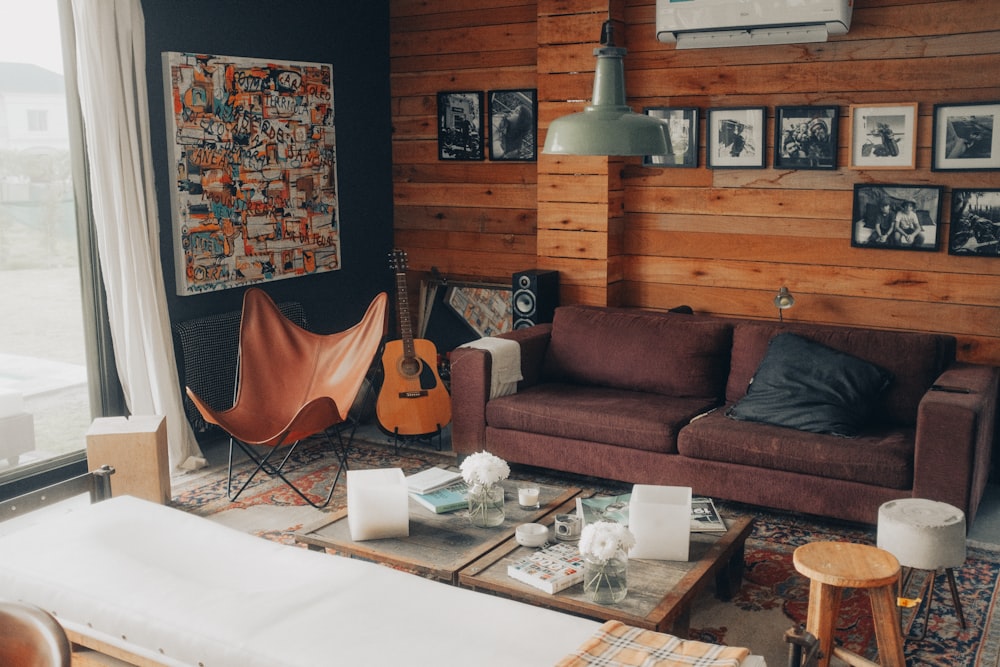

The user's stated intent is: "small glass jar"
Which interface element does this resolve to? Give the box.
[583,549,628,604]
[467,482,505,527]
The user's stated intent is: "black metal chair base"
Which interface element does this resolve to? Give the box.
[226,427,350,509]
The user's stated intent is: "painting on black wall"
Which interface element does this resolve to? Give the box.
[488,89,536,161]
[162,52,341,296]
[949,189,1000,256]
[438,91,484,161]
[851,184,942,251]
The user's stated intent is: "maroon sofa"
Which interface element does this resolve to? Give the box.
[450,305,999,527]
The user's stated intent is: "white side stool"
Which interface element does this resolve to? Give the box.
[876,498,967,638]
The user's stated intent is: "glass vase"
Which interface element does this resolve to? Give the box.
[583,550,628,604]
[467,482,505,527]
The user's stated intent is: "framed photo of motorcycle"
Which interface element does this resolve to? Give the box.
[931,101,1000,172]
[774,106,839,170]
[849,103,918,170]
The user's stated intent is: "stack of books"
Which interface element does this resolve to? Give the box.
[406,467,467,514]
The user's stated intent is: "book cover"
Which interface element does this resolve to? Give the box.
[576,493,632,526]
[691,496,727,532]
[405,466,463,495]
[506,541,584,594]
[410,482,468,514]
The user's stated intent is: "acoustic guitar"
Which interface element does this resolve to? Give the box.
[376,249,452,436]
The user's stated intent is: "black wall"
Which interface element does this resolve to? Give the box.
[141,0,394,334]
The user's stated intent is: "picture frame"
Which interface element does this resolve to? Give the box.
[849,103,918,170]
[707,107,766,168]
[488,89,537,161]
[773,106,839,170]
[437,91,484,161]
[931,101,1000,171]
[642,107,699,168]
[948,189,1000,256]
[851,184,942,251]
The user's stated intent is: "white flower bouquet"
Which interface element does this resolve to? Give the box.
[579,520,636,562]
[578,520,635,604]
[460,451,510,487]
[460,451,510,527]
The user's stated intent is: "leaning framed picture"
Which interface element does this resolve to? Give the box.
[437,91,484,161]
[931,101,1000,171]
[949,189,1000,256]
[851,184,942,251]
[488,89,537,161]
[707,107,766,168]
[642,107,699,168]
[773,106,838,170]
[849,103,918,170]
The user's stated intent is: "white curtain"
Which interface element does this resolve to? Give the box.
[70,0,206,474]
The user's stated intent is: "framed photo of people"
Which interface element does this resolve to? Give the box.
[851,184,942,251]
[773,106,838,170]
[642,107,699,168]
[931,101,1000,171]
[487,89,537,161]
[948,189,1000,256]
[849,103,918,170]
[707,107,766,168]
[437,91,484,161]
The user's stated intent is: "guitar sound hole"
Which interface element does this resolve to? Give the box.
[399,357,421,378]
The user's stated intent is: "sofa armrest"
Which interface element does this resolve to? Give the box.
[913,362,1000,526]
[450,325,553,455]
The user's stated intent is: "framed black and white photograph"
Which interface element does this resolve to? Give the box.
[437,91,484,161]
[707,107,766,168]
[949,189,1000,256]
[642,107,699,168]
[932,102,1000,171]
[488,89,537,161]
[849,103,918,170]
[774,106,839,170]
[851,184,942,251]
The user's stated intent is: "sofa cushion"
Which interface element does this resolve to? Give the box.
[486,383,719,454]
[679,408,914,489]
[726,333,893,437]
[726,322,955,426]
[542,307,732,399]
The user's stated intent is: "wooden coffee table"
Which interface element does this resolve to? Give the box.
[294,479,582,584]
[458,513,754,635]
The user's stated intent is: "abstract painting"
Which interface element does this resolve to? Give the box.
[163,52,340,295]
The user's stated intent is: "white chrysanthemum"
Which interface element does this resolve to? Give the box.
[460,451,510,487]
[579,521,636,562]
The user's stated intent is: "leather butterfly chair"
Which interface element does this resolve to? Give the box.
[187,288,388,508]
[0,601,72,667]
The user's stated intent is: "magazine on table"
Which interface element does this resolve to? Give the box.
[576,493,726,532]
[506,541,584,594]
[410,482,468,514]
[405,466,463,495]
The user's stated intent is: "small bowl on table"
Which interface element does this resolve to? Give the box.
[515,523,549,548]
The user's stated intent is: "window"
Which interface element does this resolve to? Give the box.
[27,109,48,132]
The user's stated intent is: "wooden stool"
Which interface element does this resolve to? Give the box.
[793,542,906,667]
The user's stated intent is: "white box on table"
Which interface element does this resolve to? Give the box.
[628,484,691,561]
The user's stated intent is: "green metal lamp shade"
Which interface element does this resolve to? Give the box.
[543,47,671,156]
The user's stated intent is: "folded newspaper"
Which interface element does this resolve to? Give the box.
[576,494,727,532]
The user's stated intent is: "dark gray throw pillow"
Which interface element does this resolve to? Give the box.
[725,332,893,437]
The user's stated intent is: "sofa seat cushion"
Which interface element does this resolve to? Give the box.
[678,408,914,489]
[542,307,732,399]
[726,333,893,437]
[486,383,719,453]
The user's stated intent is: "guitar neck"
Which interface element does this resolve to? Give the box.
[395,269,416,359]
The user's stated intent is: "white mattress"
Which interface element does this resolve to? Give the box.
[0,496,766,666]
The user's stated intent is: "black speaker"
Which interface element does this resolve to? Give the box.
[512,270,559,329]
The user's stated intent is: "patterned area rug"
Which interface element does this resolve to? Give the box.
[171,437,999,667]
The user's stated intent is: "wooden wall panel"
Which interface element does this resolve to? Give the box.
[391,0,1000,364]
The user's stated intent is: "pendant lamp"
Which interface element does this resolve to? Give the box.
[542,20,671,156]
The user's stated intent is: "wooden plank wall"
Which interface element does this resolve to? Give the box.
[391,0,1000,364]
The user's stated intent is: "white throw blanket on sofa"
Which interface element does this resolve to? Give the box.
[460,336,522,398]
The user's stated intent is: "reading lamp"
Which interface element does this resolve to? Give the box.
[774,286,795,321]
[542,18,671,156]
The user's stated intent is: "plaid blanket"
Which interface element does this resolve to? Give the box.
[556,620,751,667]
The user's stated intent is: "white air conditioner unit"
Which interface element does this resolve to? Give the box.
[656,0,853,49]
